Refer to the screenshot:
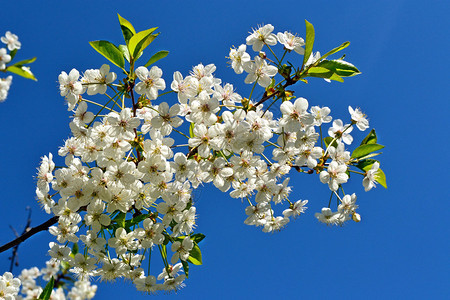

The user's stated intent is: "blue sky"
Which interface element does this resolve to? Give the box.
[0,0,449,299]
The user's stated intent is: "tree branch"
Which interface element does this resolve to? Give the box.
[8,207,33,272]
[0,216,59,254]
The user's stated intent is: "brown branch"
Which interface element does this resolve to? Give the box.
[8,207,33,272]
[0,215,59,254]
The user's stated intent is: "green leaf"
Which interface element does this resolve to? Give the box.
[38,277,55,300]
[356,152,382,161]
[71,243,78,255]
[112,212,126,228]
[128,28,158,60]
[316,59,361,77]
[302,20,315,68]
[144,50,169,67]
[375,168,387,188]
[9,49,17,60]
[306,64,344,82]
[351,144,384,159]
[307,66,330,74]
[161,244,168,261]
[117,14,136,45]
[12,57,37,65]
[119,45,130,63]
[125,214,149,228]
[355,159,378,171]
[190,233,205,244]
[360,129,377,145]
[187,242,202,265]
[6,65,37,80]
[324,137,338,148]
[319,41,350,61]
[181,260,189,278]
[189,122,194,138]
[89,40,125,69]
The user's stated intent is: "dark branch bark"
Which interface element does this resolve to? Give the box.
[0,216,59,254]
[8,207,33,272]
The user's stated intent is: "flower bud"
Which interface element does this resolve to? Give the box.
[352,212,361,223]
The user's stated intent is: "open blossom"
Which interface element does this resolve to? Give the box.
[82,64,117,95]
[246,24,277,52]
[320,161,349,191]
[280,97,314,131]
[0,48,11,70]
[229,44,251,74]
[277,31,305,54]
[135,66,166,99]
[315,208,345,225]
[244,56,278,88]
[0,76,12,102]
[171,238,194,264]
[310,106,332,126]
[1,31,21,51]
[363,162,379,191]
[328,119,353,145]
[283,200,308,218]
[349,106,369,131]
[59,69,84,110]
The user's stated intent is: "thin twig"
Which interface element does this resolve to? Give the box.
[0,215,59,254]
[8,207,32,272]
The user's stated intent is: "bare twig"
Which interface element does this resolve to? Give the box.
[0,214,59,255]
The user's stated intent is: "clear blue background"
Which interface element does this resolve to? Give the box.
[0,0,448,299]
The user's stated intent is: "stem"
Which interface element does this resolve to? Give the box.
[265,44,281,66]
[172,128,190,139]
[158,90,174,97]
[248,81,258,101]
[348,169,365,176]
[279,49,288,64]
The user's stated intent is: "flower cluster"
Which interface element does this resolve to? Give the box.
[0,272,21,300]
[0,31,36,102]
[32,19,386,294]
[13,257,97,300]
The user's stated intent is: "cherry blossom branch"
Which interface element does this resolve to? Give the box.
[0,215,59,254]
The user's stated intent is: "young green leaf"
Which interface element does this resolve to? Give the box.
[119,45,130,63]
[6,65,36,80]
[9,49,17,60]
[112,212,126,228]
[319,41,350,61]
[181,260,189,278]
[187,242,202,265]
[125,214,149,228]
[316,59,360,77]
[71,243,79,255]
[11,57,37,65]
[117,14,136,45]
[144,50,169,67]
[355,159,378,172]
[375,168,387,188]
[38,277,55,300]
[361,129,377,145]
[302,20,315,68]
[128,28,158,60]
[351,144,384,159]
[307,66,330,74]
[190,233,206,244]
[189,122,195,138]
[324,136,338,148]
[89,40,125,69]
